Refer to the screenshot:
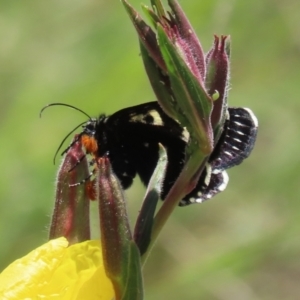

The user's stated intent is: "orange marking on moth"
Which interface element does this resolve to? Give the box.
[81,135,98,154]
[85,179,97,201]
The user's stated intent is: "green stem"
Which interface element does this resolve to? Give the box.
[141,151,207,265]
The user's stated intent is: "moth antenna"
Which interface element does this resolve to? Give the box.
[40,103,92,120]
[39,102,93,165]
[53,122,86,165]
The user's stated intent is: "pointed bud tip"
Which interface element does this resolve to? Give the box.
[213,35,229,52]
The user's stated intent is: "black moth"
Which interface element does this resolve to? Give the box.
[60,101,257,206]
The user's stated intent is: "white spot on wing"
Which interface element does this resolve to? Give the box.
[243,108,259,127]
[224,151,233,156]
[189,197,196,203]
[236,131,245,136]
[233,121,245,127]
[212,168,222,174]
[233,138,242,143]
[181,128,190,143]
[148,110,164,125]
[204,164,212,186]
[195,198,204,203]
[218,171,229,191]
[225,110,230,120]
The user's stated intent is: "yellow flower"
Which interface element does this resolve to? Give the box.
[0,237,114,300]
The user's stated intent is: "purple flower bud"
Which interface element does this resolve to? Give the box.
[50,136,91,244]
[206,35,230,138]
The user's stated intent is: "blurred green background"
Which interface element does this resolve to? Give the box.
[0,0,299,299]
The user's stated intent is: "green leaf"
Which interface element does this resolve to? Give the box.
[139,40,179,119]
[121,241,144,300]
[157,24,213,155]
[97,157,143,300]
[141,4,159,29]
[134,143,167,257]
[121,0,166,72]
[151,150,208,253]
[150,0,166,19]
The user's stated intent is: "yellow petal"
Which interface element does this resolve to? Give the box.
[0,237,114,300]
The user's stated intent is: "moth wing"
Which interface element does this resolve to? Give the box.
[104,102,187,191]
